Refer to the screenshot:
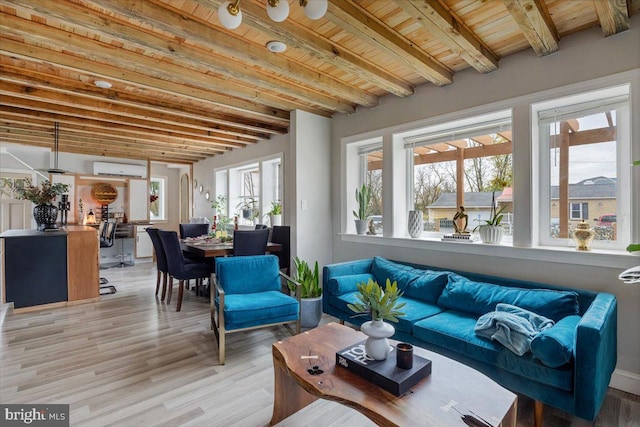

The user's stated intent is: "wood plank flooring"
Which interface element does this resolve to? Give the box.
[1,263,638,427]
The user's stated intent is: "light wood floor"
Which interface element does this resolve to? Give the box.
[1,263,638,427]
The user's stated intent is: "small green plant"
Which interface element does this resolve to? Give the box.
[267,201,282,216]
[287,257,321,298]
[211,195,232,230]
[473,190,506,231]
[6,179,69,205]
[353,183,371,220]
[348,278,406,322]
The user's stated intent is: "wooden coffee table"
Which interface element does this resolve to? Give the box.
[271,322,517,426]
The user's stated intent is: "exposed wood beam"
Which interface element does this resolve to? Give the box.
[326,0,452,86]
[414,142,512,166]
[503,0,559,56]
[199,0,412,98]
[593,0,630,37]
[392,0,498,73]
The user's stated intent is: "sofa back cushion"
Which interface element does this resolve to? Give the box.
[371,257,416,291]
[438,273,579,322]
[327,273,376,295]
[371,257,449,304]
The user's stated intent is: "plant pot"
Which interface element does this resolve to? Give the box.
[270,214,282,226]
[242,209,253,220]
[300,296,322,328]
[478,225,503,244]
[355,219,369,235]
[33,204,59,231]
[408,210,423,238]
[360,319,395,360]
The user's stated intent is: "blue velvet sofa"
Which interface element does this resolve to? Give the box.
[322,256,617,421]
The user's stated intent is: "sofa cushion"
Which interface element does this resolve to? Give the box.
[404,270,450,304]
[438,273,579,322]
[531,315,581,368]
[327,273,375,296]
[371,257,418,291]
[413,310,573,391]
[331,292,443,333]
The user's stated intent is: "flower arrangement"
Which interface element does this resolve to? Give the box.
[348,278,406,322]
[7,179,69,205]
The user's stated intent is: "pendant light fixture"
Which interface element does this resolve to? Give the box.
[47,122,68,174]
[218,0,328,30]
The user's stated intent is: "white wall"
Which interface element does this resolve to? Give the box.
[331,16,640,394]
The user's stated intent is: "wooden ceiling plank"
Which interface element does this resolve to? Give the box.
[326,0,452,86]
[96,0,376,107]
[198,0,412,98]
[502,0,559,56]
[0,106,255,149]
[392,0,498,73]
[0,14,335,116]
[0,67,264,144]
[593,0,630,37]
[0,36,290,128]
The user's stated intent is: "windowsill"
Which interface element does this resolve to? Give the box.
[339,233,637,269]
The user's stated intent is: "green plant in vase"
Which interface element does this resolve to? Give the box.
[7,179,69,231]
[287,257,322,328]
[353,183,371,235]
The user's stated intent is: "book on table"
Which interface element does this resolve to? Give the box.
[336,340,432,396]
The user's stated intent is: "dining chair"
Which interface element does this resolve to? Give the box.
[179,223,211,239]
[159,230,213,312]
[254,224,268,230]
[232,229,269,256]
[146,227,169,300]
[212,254,301,364]
[270,225,291,275]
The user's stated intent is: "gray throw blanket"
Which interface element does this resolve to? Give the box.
[475,303,554,355]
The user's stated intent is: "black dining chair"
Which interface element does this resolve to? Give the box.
[232,229,269,256]
[146,227,169,300]
[270,225,291,275]
[159,230,213,312]
[254,224,269,230]
[179,223,211,239]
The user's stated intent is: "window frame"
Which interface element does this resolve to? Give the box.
[149,176,167,221]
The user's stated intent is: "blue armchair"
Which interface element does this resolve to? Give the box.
[211,255,300,364]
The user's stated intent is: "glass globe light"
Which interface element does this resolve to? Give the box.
[219,1,242,29]
[302,0,327,20]
[267,0,289,23]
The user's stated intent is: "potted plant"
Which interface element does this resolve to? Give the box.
[474,191,506,244]
[6,179,69,231]
[267,201,282,226]
[353,183,371,235]
[347,278,406,360]
[211,195,232,232]
[288,257,322,328]
[236,197,259,222]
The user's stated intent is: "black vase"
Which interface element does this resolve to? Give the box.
[33,204,59,231]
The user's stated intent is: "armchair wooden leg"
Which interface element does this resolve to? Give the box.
[534,400,543,427]
[155,270,161,296]
[166,276,174,304]
[177,280,185,312]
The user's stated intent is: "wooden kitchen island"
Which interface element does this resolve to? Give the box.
[1,225,100,312]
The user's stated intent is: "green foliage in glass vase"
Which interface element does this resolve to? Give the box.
[287,257,321,298]
[353,183,371,220]
[348,278,406,322]
[6,179,69,205]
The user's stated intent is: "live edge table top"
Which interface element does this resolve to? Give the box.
[270,322,517,427]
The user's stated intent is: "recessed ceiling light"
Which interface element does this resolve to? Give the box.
[266,41,287,53]
[94,80,113,89]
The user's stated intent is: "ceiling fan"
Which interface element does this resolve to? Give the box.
[44,122,69,174]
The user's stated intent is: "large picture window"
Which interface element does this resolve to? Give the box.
[534,85,630,249]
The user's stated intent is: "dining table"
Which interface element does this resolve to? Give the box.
[180,240,282,258]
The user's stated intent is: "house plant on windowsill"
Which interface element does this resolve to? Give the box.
[474,191,506,244]
[353,183,371,235]
[348,278,406,360]
[267,201,282,226]
[6,179,69,231]
[287,257,321,328]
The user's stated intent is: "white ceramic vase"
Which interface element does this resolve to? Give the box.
[361,319,395,360]
[355,219,369,235]
[270,214,282,226]
[478,225,503,244]
[408,210,423,238]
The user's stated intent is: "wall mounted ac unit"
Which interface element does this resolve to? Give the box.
[93,161,146,178]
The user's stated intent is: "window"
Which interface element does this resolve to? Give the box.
[405,111,512,241]
[360,144,383,234]
[214,155,283,228]
[149,177,166,220]
[534,85,630,249]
